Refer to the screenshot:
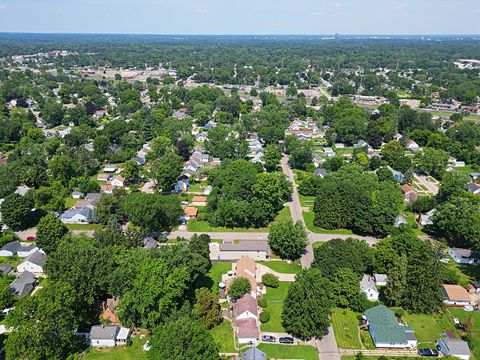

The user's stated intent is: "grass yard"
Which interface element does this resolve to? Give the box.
[342,356,418,360]
[210,320,236,353]
[453,164,479,177]
[256,343,318,360]
[187,206,291,233]
[206,262,232,295]
[331,308,362,349]
[260,282,290,333]
[64,197,78,208]
[299,194,354,235]
[258,261,302,274]
[81,332,148,360]
[0,256,21,268]
[445,258,480,287]
[66,224,103,231]
[399,310,457,348]
[448,308,480,360]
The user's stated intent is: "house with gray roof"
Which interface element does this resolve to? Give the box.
[436,338,470,360]
[17,251,47,276]
[0,241,23,257]
[9,271,36,296]
[210,240,270,261]
[0,264,12,276]
[448,248,478,265]
[314,168,328,178]
[466,182,480,195]
[365,305,417,349]
[242,347,266,360]
[60,207,92,224]
[360,274,379,301]
[89,325,130,348]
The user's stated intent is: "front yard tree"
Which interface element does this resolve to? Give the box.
[36,212,68,254]
[0,193,33,230]
[282,268,333,340]
[149,152,183,192]
[268,219,308,261]
[384,255,408,307]
[228,277,251,300]
[263,144,282,172]
[192,288,222,329]
[149,315,220,360]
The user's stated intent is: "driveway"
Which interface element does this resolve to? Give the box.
[316,326,341,360]
[256,263,296,282]
[414,174,439,195]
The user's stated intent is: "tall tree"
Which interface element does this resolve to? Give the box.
[268,220,308,260]
[149,152,183,192]
[192,288,222,329]
[35,213,68,254]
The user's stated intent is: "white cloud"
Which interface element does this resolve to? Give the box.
[334,2,343,7]
[195,8,209,14]
[0,4,6,9]
[312,11,326,16]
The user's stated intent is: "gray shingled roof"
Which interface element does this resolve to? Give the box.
[242,347,267,360]
[0,264,12,275]
[9,271,36,296]
[22,251,47,267]
[90,325,119,340]
[220,240,269,252]
[0,241,22,254]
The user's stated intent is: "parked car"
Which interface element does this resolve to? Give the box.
[455,323,466,331]
[418,349,439,357]
[279,337,294,344]
[262,335,276,343]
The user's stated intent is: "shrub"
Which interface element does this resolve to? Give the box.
[258,297,268,308]
[260,312,270,323]
[262,273,279,288]
[394,309,405,319]
[228,277,251,300]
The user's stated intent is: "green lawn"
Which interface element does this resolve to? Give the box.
[258,261,302,274]
[449,308,480,360]
[260,282,290,333]
[453,164,479,177]
[187,182,205,193]
[81,332,148,360]
[187,206,291,233]
[0,256,21,268]
[256,343,318,360]
[64,197,78,208]
[300,195,353,235]
[66,224,103,231]
[331,308,362,349]
[206,262,232,295]
[210,320,236,353]
[445,258,480,287]
[399,310,457,348]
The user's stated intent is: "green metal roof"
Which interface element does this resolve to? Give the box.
[365,305,413,345]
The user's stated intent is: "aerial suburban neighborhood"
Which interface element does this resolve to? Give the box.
[0,3,479,360]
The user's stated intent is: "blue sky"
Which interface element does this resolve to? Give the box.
[0,0,478,34]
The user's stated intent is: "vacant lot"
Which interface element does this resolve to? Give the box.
[257,343,318,360]
[258,261,302,274]
[81,332,148,360]
[210,320,236,353]
[260,282,290,333]
[449,308,480,360]
[331,308,361,349]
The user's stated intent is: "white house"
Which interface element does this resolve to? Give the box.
[17,245,40,258]
[360,274,379,301]
[436,338,471,360]
[110,175,125,188]
[0,242,38,258]
[374,274,388,287]
[466,182,480,195]
[103,165,118,173]
[60,208,92,224]
[235,294,259,344]
[442,285,471,307]
[448,248,478,265]
[89,325,130,348]
[17,251,47,276]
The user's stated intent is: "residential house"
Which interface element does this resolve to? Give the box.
[85,193,102,204]
[234,256,258,298]
[360,274,379,301]
[235,294,260,344]
[436,338,470,360]
[191,196,208,206]
[374,274,388,287]
[100,184,115,194]
[9,271,36,296]
[17,251,46,276]
[102,165,118,173]
[313,155,326,168]
[469,173,480,181]
[204,185,213,195]
[211,241,270,261]
[0,241,37,258]
[400,184,418,204]
[72,189,83,199]
[466,182,480,195]
[97,173,110,182]
[323,147,336,158]
[60,207,92,224]
[386,166,404,182]
[17,245,39,258]
[195,132,208,143]
[14,185,31,197]
[110,175,125,188]
[418,209,436,226]
[89,325,130,347]
[182,207,198,220]
[394,215,407,227]
[0,264,12,276]
[364,305,417,349]
[242,347,267,360]
[442,284,471,307]
[101,297,120,324]
[143,237,158,249]
[405,139,421,152]
[314,168,328,178]
[448,248,478,265]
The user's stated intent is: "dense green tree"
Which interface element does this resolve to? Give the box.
[5,282,82,360]
[35,213,68,254]
[149,152,183,192]
[384,255,408,307]
[228,277,251,300]
[282,268,333,340]
[148,315,219,360]
[414,147,450,179]
[263,144,282,172]
[192,288,222,329]
[268,220,307,260]
[41,100,64,126]
[313,238,373,279]
[437,172,469,202]
[262,273,280,288]
[331,268,360,308]
[0,193,33,230]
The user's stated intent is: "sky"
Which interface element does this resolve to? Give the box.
[0,0,479,35]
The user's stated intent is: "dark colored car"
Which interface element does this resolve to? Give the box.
[262,335,276,343]
[455,323,466,331]
[418,349,439,357]
[279,337,294,344]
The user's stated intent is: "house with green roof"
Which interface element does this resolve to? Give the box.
[364,305,417,349]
